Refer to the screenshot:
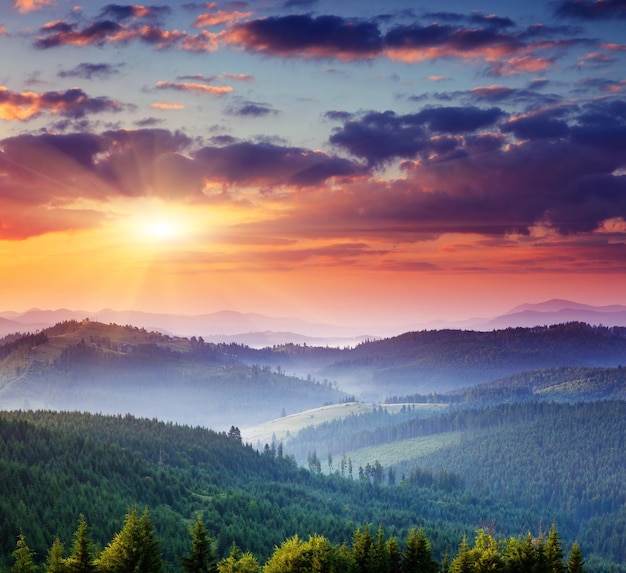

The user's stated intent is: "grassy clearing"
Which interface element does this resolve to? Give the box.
[241,402,450,447]
[331,433,462,473]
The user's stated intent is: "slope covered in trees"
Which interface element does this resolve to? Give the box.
[0,410,605,572]
[9,509,585,573]
[0,321,345,428]
[459,365,626,403]
[281,401,626,570]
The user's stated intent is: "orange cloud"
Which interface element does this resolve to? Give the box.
[179,30,220,52]
[489,55,553,76]
[151,102,185,110]
[0,87,41,120]
[155,81,233,96]
[0,86,124,121]
[193,10,253,28]
[13,0,54,13]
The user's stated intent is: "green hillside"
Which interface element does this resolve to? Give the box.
[281,401,626,570]
[0,409,588,572]
[461,365,626,402]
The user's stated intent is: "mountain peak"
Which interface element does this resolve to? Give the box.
[505,299,599,315]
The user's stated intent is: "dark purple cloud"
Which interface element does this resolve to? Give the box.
[58,62,121,80]
[329,107,504,166]
[35,18,183,49]
[384,22,519,53]
[283,0,319,7]
[556,0,626,20]
[225,101,278,117]
[99,4,172,21]
[414,106,504,133]
[501,109,571,140]
[425,11,515,29]
[192,141,362,187]
[224,14,383,59]
[35,20,122,49]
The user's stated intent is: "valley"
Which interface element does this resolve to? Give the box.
[1,315,626,572]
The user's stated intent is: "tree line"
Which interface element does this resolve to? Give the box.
[9,509,586,573]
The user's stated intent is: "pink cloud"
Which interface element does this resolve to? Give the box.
[155,81,233,96]
[12,0,54,13]
[193,10,253,28]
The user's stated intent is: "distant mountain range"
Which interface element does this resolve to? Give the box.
[2,299,626,343]
[0,308,370,345]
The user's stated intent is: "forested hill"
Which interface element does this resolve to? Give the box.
[280,400,626,570]
[0,320,345,429]
[4,320,626,409]
[460,365,626,403]
[0,410,572,573]
[252,322,626,396]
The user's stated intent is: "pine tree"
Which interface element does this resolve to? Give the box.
[352,525,374,573]
[450,536,473,573]
[67,516,95,573]
[545,523,565,573]
[11,533,37,573]
[98,507,162,573]
[386,537,401,573]
[373,526,389,573]
[566,544,585,573]
[138,509,163,573]
[182,515,217,573]
[471,530,504,573]
[45,537,67,573]
[401,528,438,573]
[217,546,260,573]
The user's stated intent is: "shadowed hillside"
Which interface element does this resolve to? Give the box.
[0,320,345,429]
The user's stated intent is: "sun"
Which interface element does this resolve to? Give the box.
[144,220,179,241]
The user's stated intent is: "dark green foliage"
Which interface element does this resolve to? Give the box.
[567,544,585,573]
[67,516,95,573]
[401,528,437,573]
[182,516,216,573]
[463,365,626,403]
[0,409,617,572]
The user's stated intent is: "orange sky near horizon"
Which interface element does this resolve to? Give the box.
[1,0,626,328]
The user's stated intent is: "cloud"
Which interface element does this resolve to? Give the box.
[502,109,571,140]
[223,14,383,60]
[222,13,580,76]
[150,102,185,110]
[193,9,253,28]
[556,0,626,20]
[329,106,504,166]
[3,96,625,243]
[12,0,54,13]
[134,117,165,126]
[0,129,364,239]
[35,18,185,49]
[424,11,515,29]
[225,101,278,117]
[192,141,363,187]
[155,81,233,96]
[99,4,172,22]
[177,72,254,83]
[58,62,121,80]
[0,86,126,121]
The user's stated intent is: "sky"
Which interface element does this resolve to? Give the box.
[1,0,626,328]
